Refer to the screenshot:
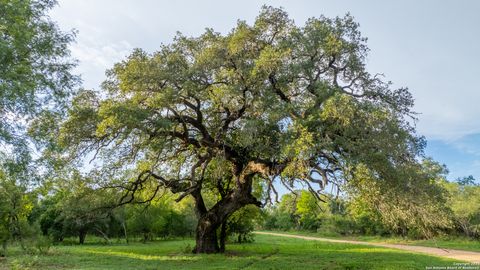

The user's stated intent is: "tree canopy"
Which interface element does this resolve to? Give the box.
[60,6,431,253]
[0,0,76,148]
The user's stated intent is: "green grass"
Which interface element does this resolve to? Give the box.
[345,235,480,252]
[267,230,480,252]
[0,234,462,270]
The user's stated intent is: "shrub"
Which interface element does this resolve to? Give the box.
[35,236,52,254]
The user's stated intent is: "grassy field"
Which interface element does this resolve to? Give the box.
[0,234,461,270]
[267,230,480,252]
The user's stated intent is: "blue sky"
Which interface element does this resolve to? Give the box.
[50,0,480,182]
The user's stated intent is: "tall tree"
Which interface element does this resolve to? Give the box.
[443,176,480,238]
[60,7,431,253]
[0,0,76,152]
[0,0,76,253]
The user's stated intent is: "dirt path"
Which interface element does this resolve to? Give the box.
[255,231,480,263]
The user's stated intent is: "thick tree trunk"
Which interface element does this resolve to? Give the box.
[191,167,263,254]
[192,195,261,253]
[194,216,221,253]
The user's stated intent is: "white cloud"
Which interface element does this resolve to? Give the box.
[447,134,480,157]
[70,34,132,89]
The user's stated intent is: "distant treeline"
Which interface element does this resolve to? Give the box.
[260,177,480,239]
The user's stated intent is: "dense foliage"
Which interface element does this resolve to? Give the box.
[0,0,76,148]
[1,1,478,259]
[0,0,76,256]
[261,173,480,240]
[56,6,438,253]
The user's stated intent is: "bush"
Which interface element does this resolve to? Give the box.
[226,205,260,243]
[276,213,296,231]
[262,213,278,230]
[35,236,52,254]
[299,215,321,231]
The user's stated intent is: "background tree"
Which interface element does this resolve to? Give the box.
[0,164,37,256]
[60,6,441,253]
[36,193,66,242]
[0,0,76,254]
[34,172,117,244]
[347,160,453,238]
[275,193,299,230]
[295,190,323,231]
[58,176,115,244]
[442,176,480,238]
[125,193,195,242]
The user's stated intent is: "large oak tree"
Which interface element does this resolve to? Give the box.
[61,7,430,253]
